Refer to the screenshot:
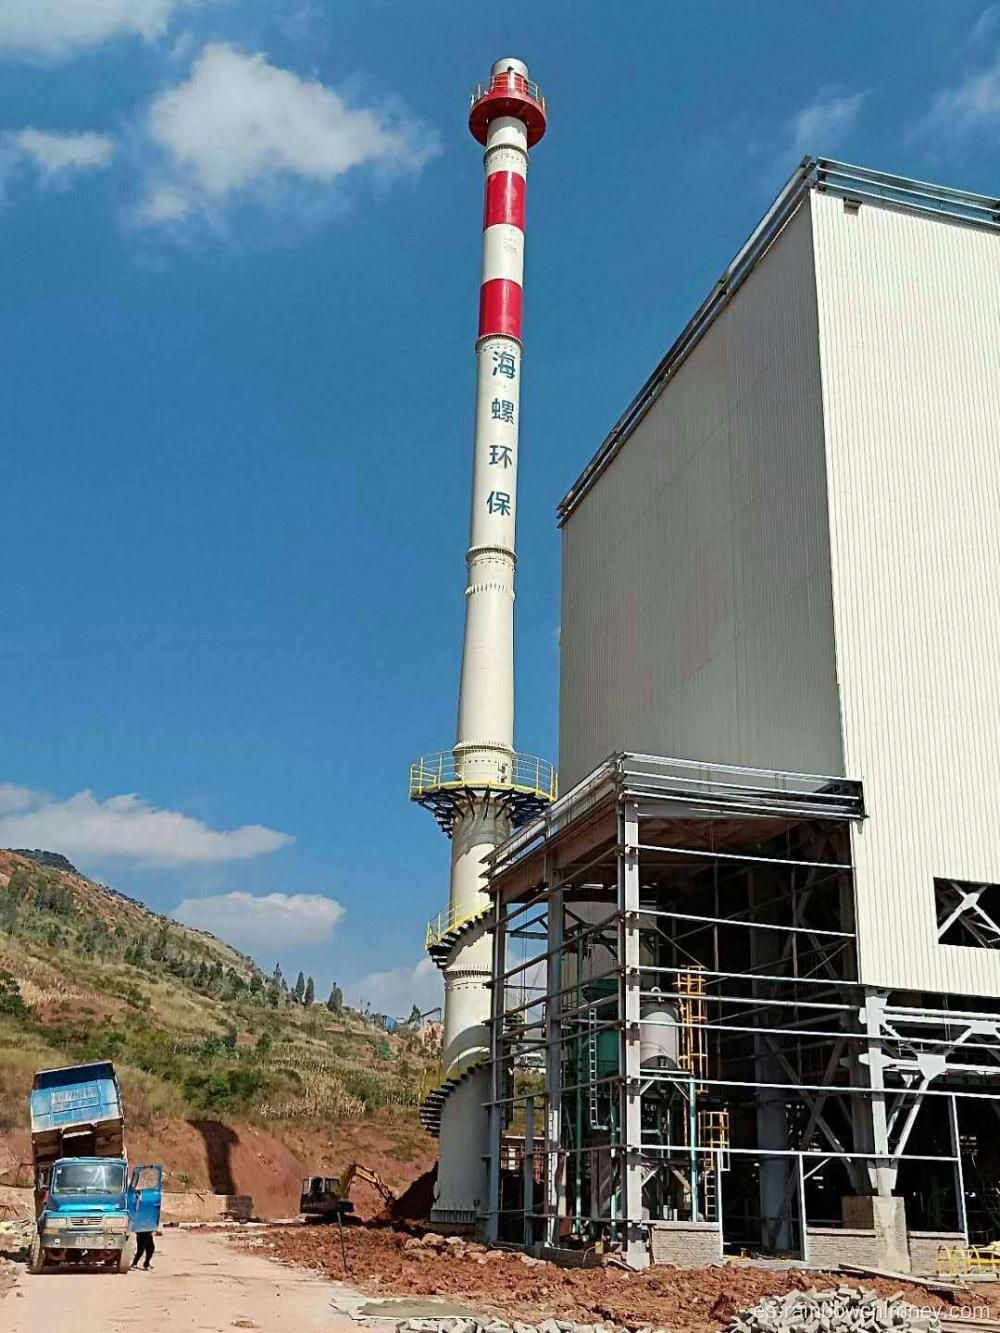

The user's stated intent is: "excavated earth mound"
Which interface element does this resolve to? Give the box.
[238,1226,954,1333]
[384,1166,437,1223]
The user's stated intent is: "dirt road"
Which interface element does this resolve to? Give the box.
[0,1227,360,1333]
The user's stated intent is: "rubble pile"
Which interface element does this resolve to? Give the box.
[387,1318,668,1333]
[381,1167,437,1224]
[240,1224,952,1333]
[0,1217,33,1262]
[726,1287,941,1333]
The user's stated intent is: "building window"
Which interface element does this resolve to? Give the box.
[935,878,1000,947]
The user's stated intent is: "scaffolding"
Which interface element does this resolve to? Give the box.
[482,754,1000,1268]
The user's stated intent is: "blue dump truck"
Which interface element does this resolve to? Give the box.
[29,1061,162,1274]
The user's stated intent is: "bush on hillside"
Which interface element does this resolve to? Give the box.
[181,1067,266,1113]
[0,971,29,1019]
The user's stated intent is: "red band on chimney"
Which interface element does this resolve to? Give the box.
[478,278,523,339]
[483,172,526,231]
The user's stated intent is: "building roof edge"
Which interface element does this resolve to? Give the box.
[556,157,1000,527]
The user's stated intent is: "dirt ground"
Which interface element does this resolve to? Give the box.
[0,1227,360,1333]
[238,1225,963,1333]
[3,1219,995,1333]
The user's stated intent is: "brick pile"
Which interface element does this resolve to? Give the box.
[726,1286,941,1333]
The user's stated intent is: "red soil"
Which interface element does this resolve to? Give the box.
[240,1226,958,1332]
[381,1165,436,1222]
[2,1115,436,1221]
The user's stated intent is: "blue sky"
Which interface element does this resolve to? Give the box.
[0,0,997,1015]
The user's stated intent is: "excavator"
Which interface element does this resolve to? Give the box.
[299,1163,395,1222]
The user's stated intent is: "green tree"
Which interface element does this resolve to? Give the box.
[125,937,147,967]
[304,976,315,1006]
[223,1024,238,1051]
[408,1004,422,1025]
[151,920,169,961]
[6,868,31,900]
[293,971,305,1004]
[272,963,283,987]
[326,985,343,1014]
[0,970,29,1018]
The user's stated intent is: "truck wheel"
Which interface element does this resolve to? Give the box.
[28,1234,46,1275]
[117,1239,135,1273]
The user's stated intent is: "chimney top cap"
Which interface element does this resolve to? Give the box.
[491,57,529,80]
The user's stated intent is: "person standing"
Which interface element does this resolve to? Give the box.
[130,1189,155,1270]
[131,1228,155,1269]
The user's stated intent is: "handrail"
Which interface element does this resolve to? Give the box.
[409,750,557,803]
[471,72,545,111]
[425,898,491,950]
[418,1055,487,1105]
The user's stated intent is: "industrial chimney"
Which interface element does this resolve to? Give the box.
[408,58,555,1224]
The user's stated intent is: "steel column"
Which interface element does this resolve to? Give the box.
[545,880,564,1246]
[486,896,508,1242]
[619,798,646,1268]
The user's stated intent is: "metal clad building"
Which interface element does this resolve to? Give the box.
[811,187,1000,997]
[559,198,843,789]
[558,162,1000,999]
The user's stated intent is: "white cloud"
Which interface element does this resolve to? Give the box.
[913,7,1000,141]
[4,128,115,180]
[0,784,35,814]
[920,57,1000,138]
[787,90,867,157]
[967,3,1000,50]
[137,43,438,225]
[172,891,344,951]
[0,0,189,60]
[349,957,442,1020]
[0,786,291,866]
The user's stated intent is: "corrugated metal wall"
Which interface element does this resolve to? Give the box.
[812,191,1000,996]
[559,201,844,789]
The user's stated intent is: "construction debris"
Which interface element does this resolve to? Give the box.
[725,1287,942,1333]
[235,1225,954,1333]
[837,1267,957,1296]
[358,1319,672,1333]
[0,1218,33,1260]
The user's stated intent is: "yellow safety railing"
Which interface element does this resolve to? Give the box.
[418,1066,443,1105]
[425,898,490,951]
[418,1056,487,1105]
[937,1241,1000,1277]
[675,965,708,1084]
[409,750,557,803]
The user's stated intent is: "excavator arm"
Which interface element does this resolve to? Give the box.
[338,1163,395,1206]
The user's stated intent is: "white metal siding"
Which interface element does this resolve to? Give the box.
[559,201,844,789]
[812,190,1000,996]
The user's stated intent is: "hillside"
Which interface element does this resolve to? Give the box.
[0,849,438,1214]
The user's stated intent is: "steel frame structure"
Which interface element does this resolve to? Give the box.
[482,754,1000,1267]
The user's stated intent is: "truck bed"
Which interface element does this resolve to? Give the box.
[30,1063,125,1168]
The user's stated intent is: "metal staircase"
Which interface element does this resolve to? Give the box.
[425,902,491,969]
[418,1058,488,1138]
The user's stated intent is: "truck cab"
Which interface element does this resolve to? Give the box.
[36,1157,132,1269]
